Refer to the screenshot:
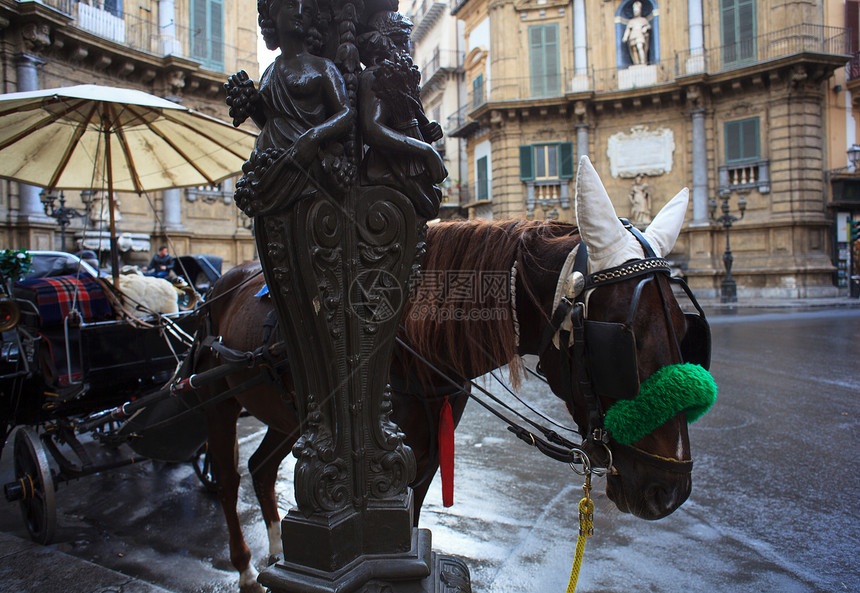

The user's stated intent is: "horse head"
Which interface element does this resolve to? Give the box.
[530,156,713,520]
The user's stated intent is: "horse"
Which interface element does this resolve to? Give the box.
[191,156,710,592]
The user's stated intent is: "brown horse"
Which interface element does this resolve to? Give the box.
[193,157,704,592]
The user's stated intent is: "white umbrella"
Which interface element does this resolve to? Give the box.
[0,84,257,282]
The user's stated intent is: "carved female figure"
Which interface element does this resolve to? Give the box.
[226,0,355,216]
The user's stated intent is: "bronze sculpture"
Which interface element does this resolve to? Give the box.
[226,0,468,591]
[226,0,354,217]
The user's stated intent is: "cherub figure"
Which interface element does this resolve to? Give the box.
[357,10,447,220]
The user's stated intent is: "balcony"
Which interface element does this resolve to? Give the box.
[411,1,446,43]
[76,2,124,44]
[444,23,850,137]
[676,23,849,78]
[421,48,464,89]
[26,0,254,72]
[718,160,770,194]
[524,179,571,219]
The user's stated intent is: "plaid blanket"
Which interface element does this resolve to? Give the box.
[15,275,113,326]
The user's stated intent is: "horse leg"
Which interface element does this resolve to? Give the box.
[205,398,263,593]
[248,426,294,565]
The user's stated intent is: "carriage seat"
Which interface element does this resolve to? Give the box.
[14,274,114,327]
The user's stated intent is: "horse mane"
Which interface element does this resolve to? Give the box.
[401,218,579,388]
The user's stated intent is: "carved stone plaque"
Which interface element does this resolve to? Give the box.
[606,125,675,178]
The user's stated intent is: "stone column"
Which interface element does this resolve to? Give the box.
[688,0,703,54]
[158,0,179,56]
[15,54,48,223]
[575,123,589,161]
[571,0,589,91]
[690,108,708,223]
[573,0,586,74]
[162,188,185,230]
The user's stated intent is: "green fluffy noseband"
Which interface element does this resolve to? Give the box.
[605,363,717,445]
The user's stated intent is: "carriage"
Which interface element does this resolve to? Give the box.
[0,251,225,544]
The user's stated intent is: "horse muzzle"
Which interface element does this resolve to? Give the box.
[605,442,692,520]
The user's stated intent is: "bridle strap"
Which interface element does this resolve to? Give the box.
[611,441,694,474]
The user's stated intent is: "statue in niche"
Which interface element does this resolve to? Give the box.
[622,1,651,66]
[628,174,652,227]
[357,9,447,220]
[225,0,355,218]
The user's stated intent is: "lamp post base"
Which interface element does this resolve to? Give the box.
[257,528,471,593]
[720,277,737,303]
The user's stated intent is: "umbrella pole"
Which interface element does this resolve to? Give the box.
[104,124,121,287]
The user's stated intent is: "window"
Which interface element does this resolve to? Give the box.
[519,143,574,181]
[472,74,484,109]
[476,156,489,201]
[725,118,759,163]
[721,0,755,66]
[191,0,224,71]
[103,0,123,18]
[529,24,560,97]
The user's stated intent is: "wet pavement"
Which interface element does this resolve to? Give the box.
[1,302,859,593]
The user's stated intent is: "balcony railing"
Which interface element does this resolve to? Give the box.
[445,23,849,136]
[30,0,255,71]
[421,48,464,84]
[718,160,771,194]
[676,23,849,78]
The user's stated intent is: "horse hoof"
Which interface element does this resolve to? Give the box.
[240,582,265,593]
[266,554,282,566]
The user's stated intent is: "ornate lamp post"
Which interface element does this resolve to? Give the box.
[709,188,747,303]
[40,189,94,251]
[225,4,469,592]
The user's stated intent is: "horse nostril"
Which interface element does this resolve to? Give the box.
[644,484,676,518]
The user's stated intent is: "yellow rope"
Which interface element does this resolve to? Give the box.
[565,496,594,593]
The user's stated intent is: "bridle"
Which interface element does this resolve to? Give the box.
[535,220,711,474]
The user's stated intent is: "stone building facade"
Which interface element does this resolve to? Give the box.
[0,0,259,270]
[448,0,852,299]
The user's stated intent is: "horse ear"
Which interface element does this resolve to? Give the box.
[642,187,689,258]
[574,156,643,271]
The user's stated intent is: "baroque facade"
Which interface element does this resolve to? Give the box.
[447,0,853,299]
[0,0,259,269]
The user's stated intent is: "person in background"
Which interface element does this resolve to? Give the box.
[145,246,174,278]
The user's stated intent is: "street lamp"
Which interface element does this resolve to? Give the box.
[40,189,94,251]
[848,144,860,171]
[709,188,747,303]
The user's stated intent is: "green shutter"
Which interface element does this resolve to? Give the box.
[477,156,488,201]
[191,0,224,70]
[520,145,534,181]
[529,25,560,97]
[210,0,224,68]
[559,142,574,178]
[725,117,759,163]
[721,0,756,66]
[472,74,484,109]
[192,0,207,60]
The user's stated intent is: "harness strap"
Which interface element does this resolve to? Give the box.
[611,441,694,473]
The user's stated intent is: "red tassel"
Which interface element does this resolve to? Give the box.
[439,395,455,507]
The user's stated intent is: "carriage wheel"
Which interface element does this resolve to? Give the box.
[191,442,219,493]
[177,286,199,311]
[12,428,56,544]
